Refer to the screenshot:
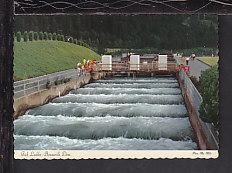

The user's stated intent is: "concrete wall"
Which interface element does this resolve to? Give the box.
[177,72,218,150]
[177,73,208,149]
[14,72,105,118]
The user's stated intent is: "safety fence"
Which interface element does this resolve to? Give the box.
[179,70,219,149]
[94,62,177,72]
[14,69,86,99]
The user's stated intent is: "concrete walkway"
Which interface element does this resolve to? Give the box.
[188,58,211,80]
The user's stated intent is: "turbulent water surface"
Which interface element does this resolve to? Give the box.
[14,77,197,150]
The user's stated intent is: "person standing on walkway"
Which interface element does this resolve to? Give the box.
[191,53,196,61]
[77,63,81,76]
[186,56,190,65]
[83,58,86,66]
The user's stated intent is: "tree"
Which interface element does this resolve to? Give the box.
[52,33,57,40]
[38,31,43,40]
[199,66,219,127]
[16,31,21,42]
[60,35,65,41]
[34,32,39,40]
[48,33,52,40]
[74,38,78,44]
[43,32,48,40]
[23,31,28,42]
[57,34,61,41]
[28,31,34,41]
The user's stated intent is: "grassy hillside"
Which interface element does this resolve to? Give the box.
[198,57,219,67]
[14,41,101,80]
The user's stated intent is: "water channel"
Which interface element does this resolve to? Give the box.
[14,77,197,150]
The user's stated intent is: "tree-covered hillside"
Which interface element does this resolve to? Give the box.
[15,15,218,53]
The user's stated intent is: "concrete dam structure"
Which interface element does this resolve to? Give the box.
[15,75,199,150]
[13,55,219,150]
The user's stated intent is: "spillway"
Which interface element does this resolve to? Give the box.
[14,77,197,150]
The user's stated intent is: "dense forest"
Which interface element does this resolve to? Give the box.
[15,15,218,54]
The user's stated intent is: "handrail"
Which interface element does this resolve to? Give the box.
[14,69,87,99]
[14,69,77,86]
[94,62,177,72]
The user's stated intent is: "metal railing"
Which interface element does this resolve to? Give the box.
[14,69,87,99]
[94,62,177,72]
[179,70,219,149]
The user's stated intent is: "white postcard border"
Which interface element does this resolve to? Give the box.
[15,150,219,160]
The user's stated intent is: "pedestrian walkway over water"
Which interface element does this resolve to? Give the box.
[94,62,177,75]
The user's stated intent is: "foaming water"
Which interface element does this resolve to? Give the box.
[52,94,183,104]
[85,83,179,88]
[27,103,188,118]
[70,88,181,95]
[14,115,193,141]
[102,77,175,81]
[14,76,197,150]
[95,79,178,84]
[14,135,197,150]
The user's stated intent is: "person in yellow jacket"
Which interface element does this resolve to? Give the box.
[83,58,86,66]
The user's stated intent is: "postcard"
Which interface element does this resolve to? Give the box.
[12,14,219,159]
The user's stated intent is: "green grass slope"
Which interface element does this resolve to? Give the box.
[198,57,219,67]
[14,41,100,80]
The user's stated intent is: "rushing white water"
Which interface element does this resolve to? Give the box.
[95,79,178,84]
[14,77,197,150]
[14,115,193,140]
[14,135,197,150]
[27,103,188,118]
[85,83,179,88]
[52,94,183,104]
[96,77,176,81]
[70,88,182,95]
